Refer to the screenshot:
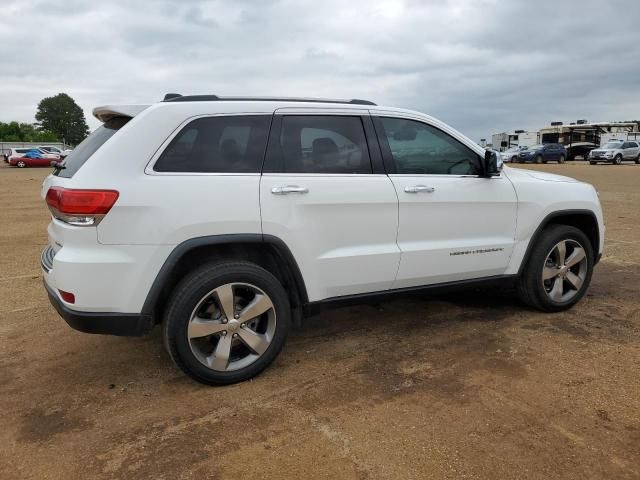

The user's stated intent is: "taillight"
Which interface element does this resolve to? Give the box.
[46,187,119,226]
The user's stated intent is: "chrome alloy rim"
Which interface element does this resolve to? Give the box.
[542,239,588,302]
[187,283,276,372]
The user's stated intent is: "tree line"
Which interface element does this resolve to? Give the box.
[0,93,89,146]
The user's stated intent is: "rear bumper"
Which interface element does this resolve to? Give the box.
[44,280,154,336]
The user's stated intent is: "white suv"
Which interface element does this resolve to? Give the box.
[41,94,605,385]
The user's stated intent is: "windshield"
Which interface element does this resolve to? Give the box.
[527,144,544,151]
[603,142,623,149]
[55,117,130,178]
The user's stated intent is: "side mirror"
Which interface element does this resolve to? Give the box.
[483,149,502,176]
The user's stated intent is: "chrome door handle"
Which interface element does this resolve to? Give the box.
[404,185,435,193]
[271,185,309,195]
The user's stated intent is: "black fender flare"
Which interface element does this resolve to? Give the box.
[516,209,600,276]
[141,234,308,317]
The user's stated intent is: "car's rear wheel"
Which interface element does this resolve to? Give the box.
[517,225,593,312]
[16,160,26,168]
[164,261,291,385]
[558,155,566,164]
[614,154,622,165]
[536,155,543,164]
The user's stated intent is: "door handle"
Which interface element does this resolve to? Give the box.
[404,185,435,194]
[271,185,309,195]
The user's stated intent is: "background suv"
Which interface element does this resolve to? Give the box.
[41,95,604,385]
[589,140,640,165]
[518,143,567,163]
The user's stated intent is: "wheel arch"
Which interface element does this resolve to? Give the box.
[141,234,308,323]
[517,209,600,276]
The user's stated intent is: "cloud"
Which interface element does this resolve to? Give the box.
[1,0,639,141]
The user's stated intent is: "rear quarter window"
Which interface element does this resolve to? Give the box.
[153,115,271,173]
[56,117,130,178]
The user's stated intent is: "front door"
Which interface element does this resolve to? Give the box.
[260,112,400,301]
[373,115,518,289]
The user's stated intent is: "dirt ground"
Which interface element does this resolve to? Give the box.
[0,161,639,480]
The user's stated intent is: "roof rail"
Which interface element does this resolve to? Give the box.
[162,94,376,106]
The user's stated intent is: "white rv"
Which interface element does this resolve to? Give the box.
[491,131,539,151]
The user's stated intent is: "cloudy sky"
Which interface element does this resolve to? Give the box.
[1,0,639,141]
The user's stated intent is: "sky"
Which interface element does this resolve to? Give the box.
[1,0,639,142]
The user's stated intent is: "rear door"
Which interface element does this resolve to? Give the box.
[372,114,518,288]
[623,142,639,160]
[259,110,400,301]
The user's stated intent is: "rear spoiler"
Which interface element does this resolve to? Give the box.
[92,104,151,123]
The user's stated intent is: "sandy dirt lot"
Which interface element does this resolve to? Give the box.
[0,161,639,480]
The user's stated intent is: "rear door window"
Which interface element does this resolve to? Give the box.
[153,115,271,173]
[55,117,130,178]
[264,115,372,174]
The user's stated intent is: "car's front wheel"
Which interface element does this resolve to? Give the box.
[536,155,544,164]
[558,154,566,164]
[164,261,291,385]
[517,225,593,312]
[614,154,623,165]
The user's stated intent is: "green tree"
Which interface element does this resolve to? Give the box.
[0,121,58,142]
[35,93,89,145]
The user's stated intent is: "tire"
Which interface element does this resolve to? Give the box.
[517,225,594,312]
[635,154,640,164]
[589,161,596,165]
[614,154,622,165]
[536,155,543,164]
[163,261,291,385]
[558,155,565,164]
[16,160,26,168]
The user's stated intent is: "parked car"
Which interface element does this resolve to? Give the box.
[589,141,640,165]
[41,94,604,385]
[38,146,68,157]
[6,148,31,164]
[500,146,525,163]
[40,146,73,159]
[517,143,567,164]
[36,148,61,160]
[566,142,598,161]
[9,149,54,168]
[7,146,59,161]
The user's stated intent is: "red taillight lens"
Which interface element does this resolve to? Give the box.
[46,187,119,226]
[58,289,75,304]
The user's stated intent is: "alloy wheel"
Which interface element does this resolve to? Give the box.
[542,239,588,303]
[187,282,276,372]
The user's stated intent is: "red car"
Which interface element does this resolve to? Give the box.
[8,148,60,168]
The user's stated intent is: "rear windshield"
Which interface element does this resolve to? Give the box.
[55,117,130,178]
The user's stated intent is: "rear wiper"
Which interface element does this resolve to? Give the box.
[50,160,66,170]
